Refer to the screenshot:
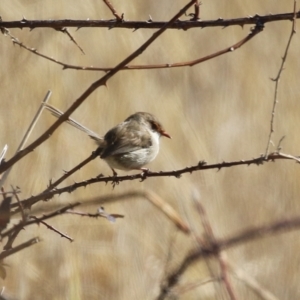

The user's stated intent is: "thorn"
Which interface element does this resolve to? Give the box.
[198,160,206,167]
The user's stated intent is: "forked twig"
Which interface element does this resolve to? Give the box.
[1,202,80,239]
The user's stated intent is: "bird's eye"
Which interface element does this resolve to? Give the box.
[151,122,158,131]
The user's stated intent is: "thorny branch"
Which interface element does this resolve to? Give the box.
[264,1,297,157]
[1,202,81,239]
[1,11,300,30]
[10,151,300,210]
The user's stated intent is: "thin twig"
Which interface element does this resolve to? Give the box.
[11,185,26,222]
[0,90,52,186]
[103,0,123,21]
[0,0,197,175]
[29,216,74,242]
[193,195,237,300]
[0,145,8,166]
[227,260,279,300]
[1,202,80,239]
[0,237,40,260]
[44,149,101,193]
[56,27,85,54]
[264,1,297,157]
[66,207,124,223]
[144,190,190,234]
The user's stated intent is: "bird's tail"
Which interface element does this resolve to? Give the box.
[44,103,103,145]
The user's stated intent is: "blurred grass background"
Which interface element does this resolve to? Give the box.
[1,0,300,299]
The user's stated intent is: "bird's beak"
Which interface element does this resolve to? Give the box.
[160,130,171,139]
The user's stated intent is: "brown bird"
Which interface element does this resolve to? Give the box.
[45,105,171,174]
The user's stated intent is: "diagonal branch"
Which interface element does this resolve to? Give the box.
[1,202,80,239]
[103,0,124,21]
[0,237,40,260]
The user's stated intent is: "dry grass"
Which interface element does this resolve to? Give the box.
[1,1,300,299]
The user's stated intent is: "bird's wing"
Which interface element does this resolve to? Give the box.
[101,121,152,158]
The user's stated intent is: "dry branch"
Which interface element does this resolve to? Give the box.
[158,215,300,299]
[264,1,297,157]
[1,11,300,30]
[10,151,300,210]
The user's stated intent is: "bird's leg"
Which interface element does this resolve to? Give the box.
[111,168,118,177]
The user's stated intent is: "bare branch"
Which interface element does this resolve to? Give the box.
[0,237,40,260]
[29,216,74,242]
[264,1,297,157]
[10,152,300,210]
[0,90,52,187]
[1,11,300,30]
[103,0,124,21]
[1,202,80,239]
[55,27,85,54]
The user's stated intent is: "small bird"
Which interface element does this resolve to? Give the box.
[45,105,171,174]
[96,112,171,174]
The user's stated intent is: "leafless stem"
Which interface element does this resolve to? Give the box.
[1,11,300,30]
[29,216,74,242]
[56,27,85,54]
[44,149,100,194]
[0,90,52,187]
[264,1,297,157]
[103,0,123,21]
[1,202,80,239]
[0,237,40,260]
[227,260,279,300]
